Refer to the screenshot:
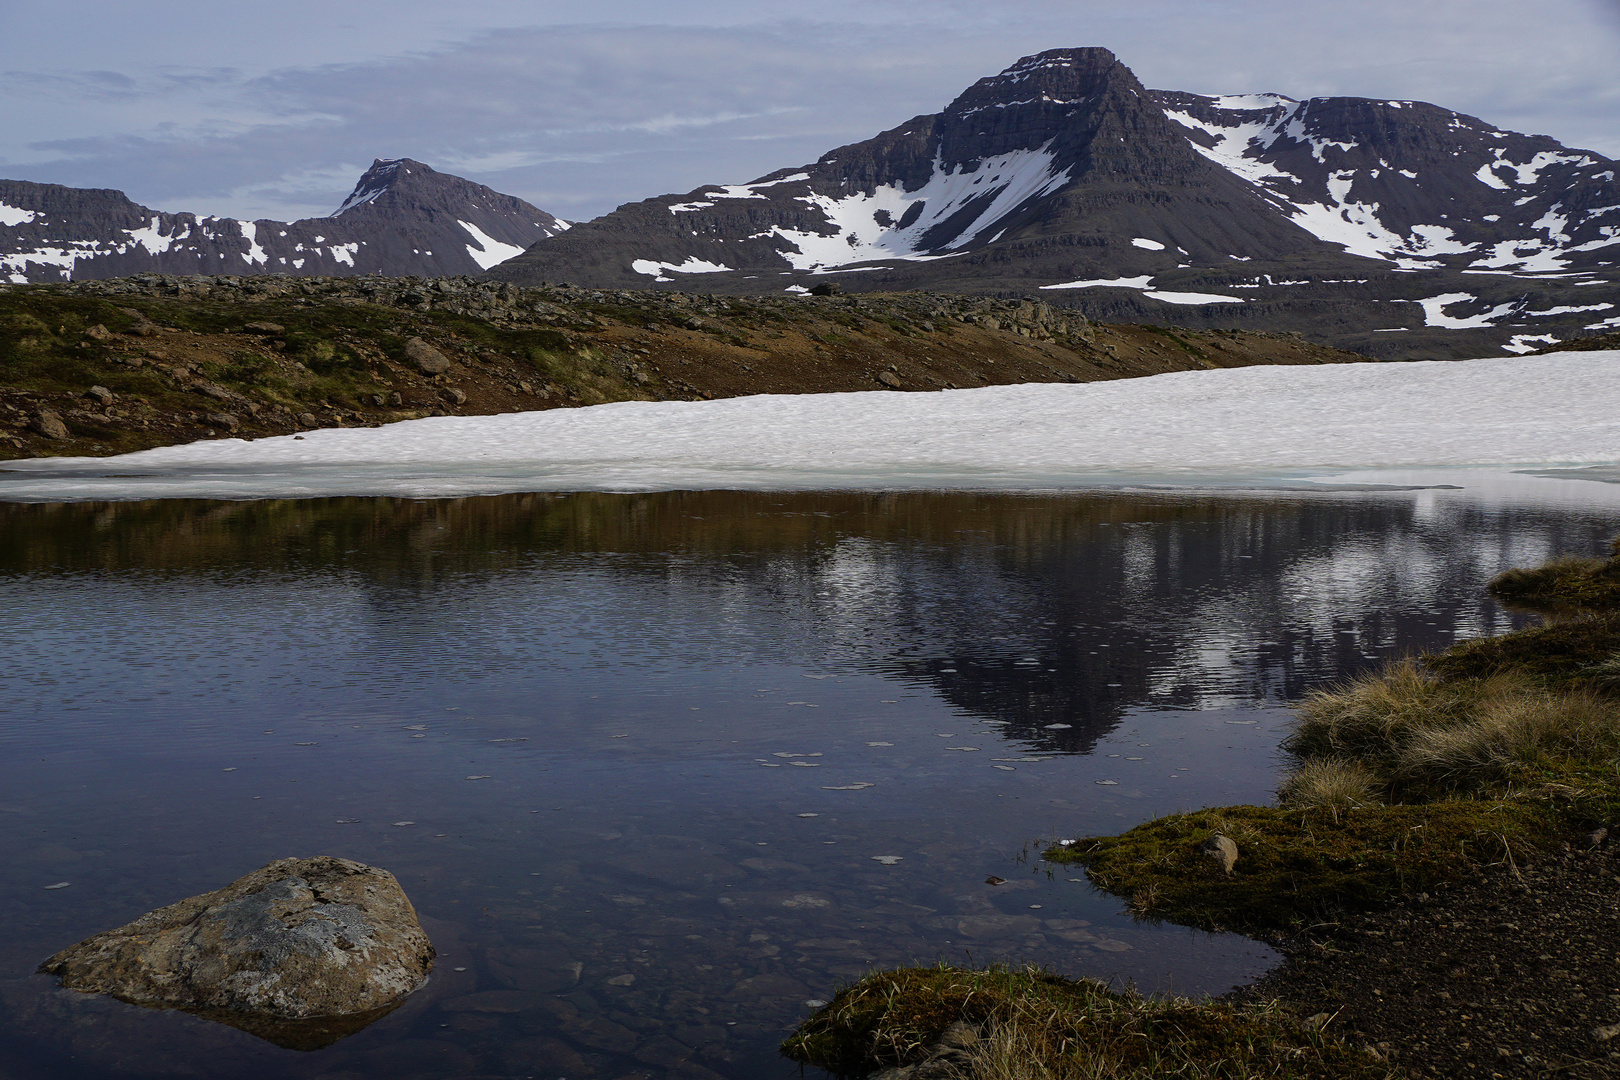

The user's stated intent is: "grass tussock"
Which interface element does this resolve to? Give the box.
[1274,758,1379,809]
[1284,665,1620,801]
[781,966,1392,1080]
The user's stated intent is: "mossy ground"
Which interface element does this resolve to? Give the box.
[1043,796,1576,933]
[782,965,1392,1080]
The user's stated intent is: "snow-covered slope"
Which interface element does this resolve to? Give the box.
[0,159,566,282]
[3,351,1615,503]
[1153,92,1620,273]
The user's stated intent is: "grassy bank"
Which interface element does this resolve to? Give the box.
[783,540,1620,1077]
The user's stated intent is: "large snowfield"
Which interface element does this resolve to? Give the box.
[1,352,1616,504]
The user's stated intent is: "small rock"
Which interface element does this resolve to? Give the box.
[86,385,114,406]
[936,1021,979,1050]
[29,410,69,439]
[296,412,318,428]
[876,370,902,388]
[1198,833,1239,876]
[244,321,285,334]
[83,324,115,342]
[1596,1022,1620,1042]
[404,337,451,375]
[1588,824,1609,847]
[203,412,240,432]
[440,388,467,405]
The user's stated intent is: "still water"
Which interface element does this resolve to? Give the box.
[0,488,1611,1080]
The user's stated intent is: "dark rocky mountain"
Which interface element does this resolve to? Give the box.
[0,159,566,283]
[487,48,1620,359]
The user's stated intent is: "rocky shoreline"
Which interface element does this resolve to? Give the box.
[1244,842,1619,1078]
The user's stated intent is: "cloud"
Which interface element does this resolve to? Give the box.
[0,2,1615,223]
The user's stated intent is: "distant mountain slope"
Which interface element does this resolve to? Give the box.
[1151,90,1620,273]
[485,47,1620,359]
[0,159,567,282]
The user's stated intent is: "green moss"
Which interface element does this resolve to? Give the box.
[1487,542,1620,614]
[782,965,1390,1080]
[1044,799,1567,932]
[1425,614,1620,691]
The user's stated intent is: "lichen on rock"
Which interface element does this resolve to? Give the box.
[39,856,433,1049]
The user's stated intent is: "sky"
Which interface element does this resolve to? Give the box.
[2,0,1618,225]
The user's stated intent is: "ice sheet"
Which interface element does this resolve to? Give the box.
[2,353,1616,504]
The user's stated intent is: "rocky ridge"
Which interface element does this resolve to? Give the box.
[0,273,1362,461]
[0,158,565,283]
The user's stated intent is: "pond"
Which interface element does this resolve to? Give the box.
[0,486,1613,1080]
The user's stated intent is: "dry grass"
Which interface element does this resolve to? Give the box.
[1399,687,1620,788]
[781,965,1393,1080]
[1276,758,1379,809]
[1284,662,1620,803]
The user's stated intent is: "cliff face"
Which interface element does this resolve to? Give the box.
[0,159,567,283]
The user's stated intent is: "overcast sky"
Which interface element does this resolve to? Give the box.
[2,0,1617,224]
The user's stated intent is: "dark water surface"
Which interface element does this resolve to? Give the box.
[0,489,1611,1080]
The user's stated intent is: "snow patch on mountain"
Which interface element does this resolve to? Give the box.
[239,221,267,266]
[459,220,527,270]
[1417,293,1518,329]
[0,203,37,227]
[770,145,1071,271]
[1040,275,1243,304]
[631,257,735,282]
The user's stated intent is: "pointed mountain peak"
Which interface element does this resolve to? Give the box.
[332,158,440,216]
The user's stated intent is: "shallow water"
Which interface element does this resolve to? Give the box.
[0,488,1611,1079]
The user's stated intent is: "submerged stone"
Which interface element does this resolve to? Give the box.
[38,856,434,1050]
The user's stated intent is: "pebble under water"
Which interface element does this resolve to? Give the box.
[0,487,1613,1080]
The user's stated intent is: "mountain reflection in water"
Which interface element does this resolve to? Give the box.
[0,489,1610,1080]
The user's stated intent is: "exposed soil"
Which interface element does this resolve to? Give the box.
[1244,839,1620,1079]
[0,274,1366,462]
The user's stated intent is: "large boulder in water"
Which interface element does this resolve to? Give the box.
[39,856,434,1049]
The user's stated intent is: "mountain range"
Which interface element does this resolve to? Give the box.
[488,47,1620,358]
[0,159,566,283]
[5,47,1617,358]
